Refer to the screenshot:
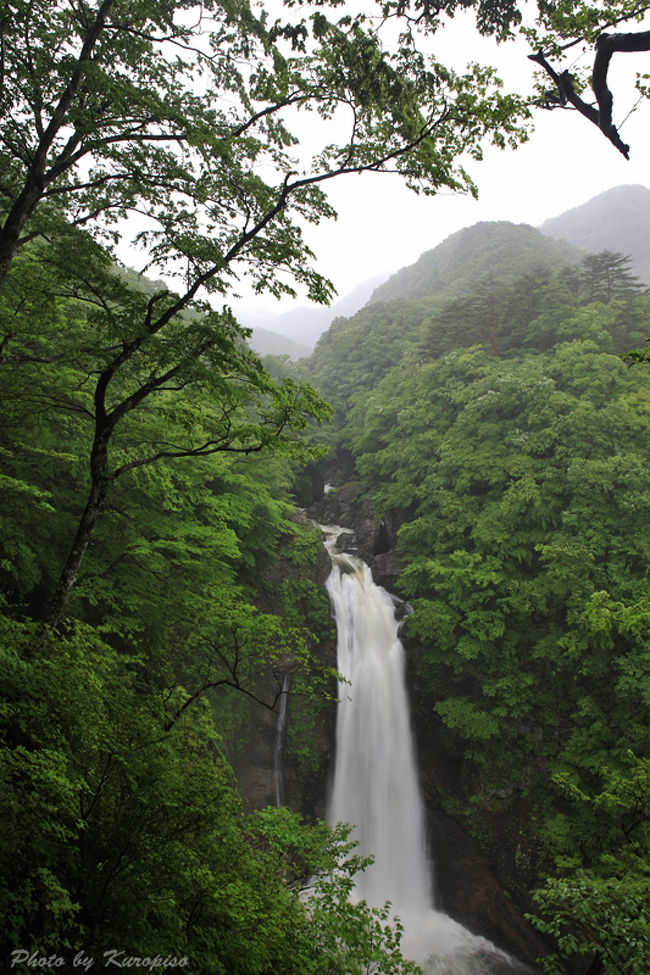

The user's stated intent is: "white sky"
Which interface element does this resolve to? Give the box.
[235,13,650,312]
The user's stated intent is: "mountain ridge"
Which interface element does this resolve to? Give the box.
[368,221,581,304]
[540,183,650,285]
[248,183,650,360]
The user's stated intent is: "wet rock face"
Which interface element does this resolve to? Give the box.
[371,548,405,582]
[230,509,336,814]
[308,482,373,536]
[308,481,403,586]
[234,707,277,810]
[428,807,548,970]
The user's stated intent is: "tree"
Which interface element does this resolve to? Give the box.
[524,1,650,158]
[0,226,330,625]
[580,251,647,304]
[0,0,529,292]
[530,756,650,974]
[0,0,534,622]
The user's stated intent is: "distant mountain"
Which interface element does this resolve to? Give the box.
[234,272,390,352]
[328,274,392,320]
[240,184,650,359]
[308,221,587,415]
[249,327,311,360]
[369,222,580,304]
[309,187,650,412]
[540,184,650,284]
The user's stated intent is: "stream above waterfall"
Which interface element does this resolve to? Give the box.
[321,524,537,975]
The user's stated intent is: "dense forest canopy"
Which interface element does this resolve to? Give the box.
[305,215,650,972]
[3,1,650,973]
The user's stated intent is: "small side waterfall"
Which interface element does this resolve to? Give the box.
[274,675,291,808]
[322,525,534,975]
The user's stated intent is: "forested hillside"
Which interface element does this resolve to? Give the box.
[304,216,650,972]
[4,0,650,971]
[370,222,579,304]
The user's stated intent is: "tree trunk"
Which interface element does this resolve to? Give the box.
[0,182,44,292]
[45,428,111,627]
[45,480,107,628]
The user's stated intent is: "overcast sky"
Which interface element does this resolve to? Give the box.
[233,13,650,314]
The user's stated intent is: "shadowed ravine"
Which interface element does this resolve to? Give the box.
[322,525,537,975]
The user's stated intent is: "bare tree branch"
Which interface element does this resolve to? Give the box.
[531,26,650,159]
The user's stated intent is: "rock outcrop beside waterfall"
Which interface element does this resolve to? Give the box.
[308,481,404,585]
[231,510,335,817]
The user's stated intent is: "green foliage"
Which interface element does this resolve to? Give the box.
[0,223,332,626]
[529,756,650,974]
[318,247,650,962]
[0,614,275,965]
[249,810,423,975]
[279,578,335,641]
[0,612,421,974]
[0,225,412,972]
[283,524,327,568]
[353,338,650,790]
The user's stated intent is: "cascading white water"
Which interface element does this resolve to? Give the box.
[323,525,534,975]
[274,674,291,808]
[327,545,432,915]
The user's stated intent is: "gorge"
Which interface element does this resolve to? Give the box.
[4,183,650,974]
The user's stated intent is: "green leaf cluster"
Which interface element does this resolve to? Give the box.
[529,755,650,973]
[0,615,420,974]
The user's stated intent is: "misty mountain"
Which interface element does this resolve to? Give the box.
[309,220,585,412]
[248,327,312,360]
[369,221,580,304]
[540,184,650,285]
[307,199,650,416]
[249,183,650,366]
[236,272,390,355]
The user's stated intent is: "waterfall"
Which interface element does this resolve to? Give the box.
[322,525,535,975]
[274,674,291,808]
[327,545,432,914]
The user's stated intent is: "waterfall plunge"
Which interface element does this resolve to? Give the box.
[323,526,532,975]
[327,547,431,915]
